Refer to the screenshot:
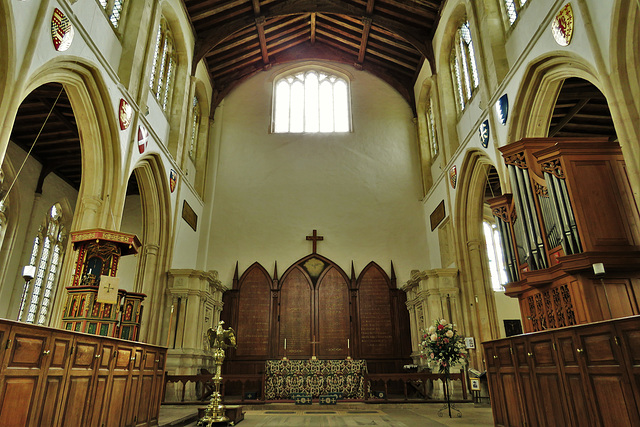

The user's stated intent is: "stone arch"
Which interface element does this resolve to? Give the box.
[10,59,122,326]
[0,1,15,125]
[0,157,20,310]
[130,154,172,344]
[186,77,211,197]
[609,0,640,202]
[507,53,602,141]
[454,149,502,366]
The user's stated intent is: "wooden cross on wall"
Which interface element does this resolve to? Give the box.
[306,229,324,254]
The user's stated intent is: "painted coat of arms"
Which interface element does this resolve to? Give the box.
[449,165,457,189]
[479,119,490,148]
[119,99,133,130]
[495,94,509,125]
[51,8,75,52]
[137,124,148,154]
[169,169,177,193]
[552,3,574,46]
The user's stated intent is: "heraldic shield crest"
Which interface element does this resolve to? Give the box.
[137,124,149,154]
[51,8,75,52]
[449,165,457,189]
[119,99,133,130]
[169,169,177,193]
[552,3,574,46]
[495,94,509,125]
[479,119,490,148]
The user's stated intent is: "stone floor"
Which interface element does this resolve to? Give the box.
[159,402,494,426]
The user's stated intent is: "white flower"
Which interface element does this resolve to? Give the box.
[445,330,454,338]
[428,326,436,334]
[430,334,437,341]
[439,319,447,325]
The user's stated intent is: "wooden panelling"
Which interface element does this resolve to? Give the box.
[484,316,640,427]
[358,266,394,357]
[279,267,312,357]
[0,319,165,427]
[317,267,349,359]
[236,266,271,357]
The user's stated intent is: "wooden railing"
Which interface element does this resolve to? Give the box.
[364,372,468,402]
[164,373,265,403]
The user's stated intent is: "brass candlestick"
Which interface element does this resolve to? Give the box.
[198,321,237,426]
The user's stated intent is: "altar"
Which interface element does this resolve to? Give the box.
[264,359,367,400]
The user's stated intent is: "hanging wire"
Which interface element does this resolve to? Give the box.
[0,86,65,207]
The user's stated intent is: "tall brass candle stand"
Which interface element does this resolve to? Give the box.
[198,321,237,426]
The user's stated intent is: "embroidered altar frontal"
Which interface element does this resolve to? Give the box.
[264,359,367,400]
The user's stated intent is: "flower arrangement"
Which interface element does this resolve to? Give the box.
[419,318,467,373]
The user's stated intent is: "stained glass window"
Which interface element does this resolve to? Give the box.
[149,18,177,113]
[19,204,66,326]
[450,21,479,112]
[273,70,350,133]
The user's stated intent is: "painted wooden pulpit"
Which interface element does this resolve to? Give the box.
[61,228,145,340]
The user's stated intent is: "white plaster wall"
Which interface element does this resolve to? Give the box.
[118,194,143,292]
[0,142,78,320]
[494,291,524,338]
[207,63,429,286]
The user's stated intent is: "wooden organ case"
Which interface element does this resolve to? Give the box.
[62,229,145,340]
[488,138,640,333]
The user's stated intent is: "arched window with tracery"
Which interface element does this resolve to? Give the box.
[18,204,66,325]
[97,0,126,28]
[189,96,201,160]
[273,70,351,133]
[504,0,529,26]
[450,20,479,112]
[149,17,177,112]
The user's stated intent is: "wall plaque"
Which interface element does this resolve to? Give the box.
[430,200,446,231]
[181,200,197,231]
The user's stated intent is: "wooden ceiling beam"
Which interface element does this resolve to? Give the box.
[549,98,589,137]
[311,12,317,44]
[255,16,271,65]
[357,0,374,64]
[190,0,247,21]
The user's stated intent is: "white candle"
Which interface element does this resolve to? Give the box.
[284,338,287,349]
[348,339,350,349]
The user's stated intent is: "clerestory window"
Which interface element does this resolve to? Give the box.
[149,17,177,112]
[189,96,200,160]
[273,70,351,133]
[504,0,529,26]
[426,97,439,159]
[450,20,479,112]
[97,0,125,28]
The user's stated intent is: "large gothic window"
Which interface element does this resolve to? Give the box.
[18,204,66,325]
[450,20,479,112]
[149,17,177,112]
[97,0,126,28]
[504,0,529,26]
[273,70,350,133]
[426,97,439,159]
[189,96,201,160]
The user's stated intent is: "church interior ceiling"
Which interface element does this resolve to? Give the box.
[7,7,618,196]
[183,0,445,107]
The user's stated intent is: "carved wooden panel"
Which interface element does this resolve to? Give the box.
[279,267,312,357]
[236,265,272,357]
[358,266,394,357]
[317,267,349,358]
[37,333,72,426]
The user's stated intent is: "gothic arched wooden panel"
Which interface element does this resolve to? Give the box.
[236,264,272,357]
[279,267,312,358]
[357,264,394,357]
[317,266,350,358]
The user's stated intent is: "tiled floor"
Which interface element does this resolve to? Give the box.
[159,403,494,426]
